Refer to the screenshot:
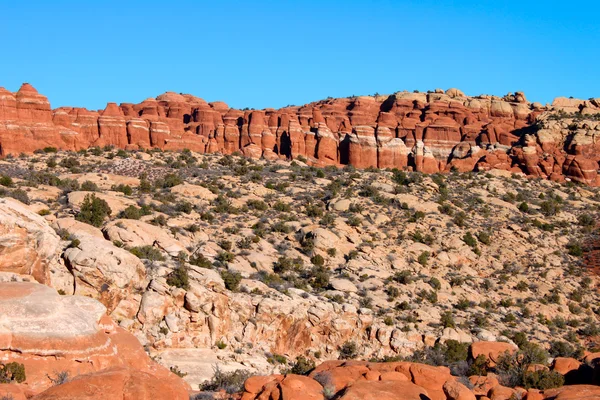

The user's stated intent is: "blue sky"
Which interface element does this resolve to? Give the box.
[1,1,598,110]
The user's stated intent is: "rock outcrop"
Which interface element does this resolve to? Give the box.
[0,281,189,397]
[1,83,600,184]
[0,198,67,288]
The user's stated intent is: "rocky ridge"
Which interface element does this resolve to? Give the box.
[1,84,600,184]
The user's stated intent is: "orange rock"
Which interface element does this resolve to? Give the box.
[552,357,581,376]
[525,388,543,400]
[279,375,324,400]
[443,379,476,400]
[469,374,499,396]
[542,384,600,399]
[409,363,451,400]
[470,341,517,367]
[337,380,429,400]
[488,385,516,400]
[378,371,409,382]
[30,367,189,400]
[244,375,284,394]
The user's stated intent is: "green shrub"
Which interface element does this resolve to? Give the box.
[0,362,26,383]
[156,173,183,188]
[522,370,564,390]
[75,194,112,227]
[113,184,133,195]
[167,265,190,289]
[441,311,455,328]
[310,254,325,267]
[418,251,429,266]
[80,180,99,191]
[189,253,213,269]
[221,270,242,292]
[129,245,165,261]
[566,241,583,257]
[0,175,13,187]
[119,205,151,220]
[443,340,469,363]
[7,189,30,205]
[198,365,251,394]
[339,341,358,359]
[286,356,315,375]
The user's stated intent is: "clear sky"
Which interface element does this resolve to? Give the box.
[1,0,598,111]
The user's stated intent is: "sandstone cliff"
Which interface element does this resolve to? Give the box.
[1,84,600,184]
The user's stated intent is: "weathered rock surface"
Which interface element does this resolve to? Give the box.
[2,83,600,184]
[0,282,189,395]
[0,198,61,284]
[30,367,189,400]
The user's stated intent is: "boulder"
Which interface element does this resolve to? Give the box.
[63,232,147,312]
[470,341,517,366]
[0,198,61,285]
[338,380,429,400]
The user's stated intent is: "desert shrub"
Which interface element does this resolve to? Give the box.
[0,175,13,187]
[566,241,583,257]
[468,355,489,376]
[129,245,165,261]
[221,270,242,292]
[80,180,99,191]
[549,340,582,359]
[0,362,26,383]
[113,184,133,195]
[495,342,550,388]
[167,265,190,289]
[319,213,336,227]
[155,173,183,189]
[443,340,469,363]
[339,341,358,359]
[59,157,80,170]
[540,200,561,216]
[198,365,251,394]
[273,256,303,274]
[441,311,455,328]
[522,370,564,390]
[418,251,429,266]
[246,199,268,211]
[189,253,213,269]
[273,201,291,212]
[75,194,111,227]
[6,189,30,205]
[453,211,467,227]
[175,201,193,214]
[47,370,70,386]
[305,265,330,291]
[216,251,235,263]
[305,203,324,218]
[285,356,316,375]
[429,277,441,290]
[392,270,414,285]
[310,254,325,267]
[119,205,151,220]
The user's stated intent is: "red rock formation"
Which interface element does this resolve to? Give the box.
[1,83,599,184]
